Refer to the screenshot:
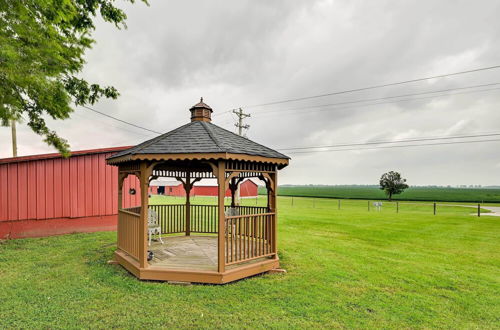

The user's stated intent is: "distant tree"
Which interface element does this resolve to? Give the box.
[379,171,409,201]
[0,0,147,156]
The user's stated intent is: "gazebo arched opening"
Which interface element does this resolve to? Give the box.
[107,99,289,284]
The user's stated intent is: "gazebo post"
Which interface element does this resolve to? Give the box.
[266,182,271,210]
[138,163,152,269]
[117,172,127,211]
[270,171,278,258]
[269,172,277,212]
[185,171,191,236]
[230,177,236,208]
[216,160,226,273]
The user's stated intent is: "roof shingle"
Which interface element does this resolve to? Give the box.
[108,121,289,161]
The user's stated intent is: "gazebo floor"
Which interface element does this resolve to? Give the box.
[114,235,280,283]
[148,235,270,272]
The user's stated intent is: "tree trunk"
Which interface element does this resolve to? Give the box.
[11,120,17,157]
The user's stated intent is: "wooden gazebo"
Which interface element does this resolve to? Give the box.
[107,99,289,284]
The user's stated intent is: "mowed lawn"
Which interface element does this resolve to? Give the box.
[0,197,499,328]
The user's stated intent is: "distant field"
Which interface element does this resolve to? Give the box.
[259,185,500,203]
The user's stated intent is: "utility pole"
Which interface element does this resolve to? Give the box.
[11,120,17,157]
[233,108,250,136]
[232,108,251,205]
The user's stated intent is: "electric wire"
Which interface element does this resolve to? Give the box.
[240,64,500,108]
[81,105,162,135]
[285,138,500,154]
[252,87,500,118]
[72,111,155,138]
[215,82,500,118]
[278,132,500,151]
[251,83,500,116]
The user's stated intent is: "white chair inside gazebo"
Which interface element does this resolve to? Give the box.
[148,209,164,246]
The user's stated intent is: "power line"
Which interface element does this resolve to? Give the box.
[81,105,162,135]
[253,87,500,119]
[285,138,500,154]
[72,111,155,138]
[240,64,500,108]
[251,83,500,116]
[278,132,500,151]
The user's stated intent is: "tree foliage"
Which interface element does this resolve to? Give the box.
[379,171,409,200]
[0,0,146,156]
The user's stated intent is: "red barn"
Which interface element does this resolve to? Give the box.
[194,179,258,197]
[1,147,260,239]
[0,147,141,239]
[149,180,185,196]
[150,179,258,197]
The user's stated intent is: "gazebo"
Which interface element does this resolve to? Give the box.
[106,99,289,284]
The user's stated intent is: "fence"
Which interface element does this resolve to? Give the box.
[286,196,486,217]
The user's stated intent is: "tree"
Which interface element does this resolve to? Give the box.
[379,171,409,201]
[0,0,147,156]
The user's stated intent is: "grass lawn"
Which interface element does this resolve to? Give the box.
[0,197,499,328]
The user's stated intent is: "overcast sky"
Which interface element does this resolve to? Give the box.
[1,0,500,186]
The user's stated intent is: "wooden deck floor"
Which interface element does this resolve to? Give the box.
[148,235,270,271]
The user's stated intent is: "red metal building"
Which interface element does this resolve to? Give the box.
[0,147,140,239]
[150,179,258,197]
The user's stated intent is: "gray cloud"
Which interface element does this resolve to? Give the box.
[1,0,500,185]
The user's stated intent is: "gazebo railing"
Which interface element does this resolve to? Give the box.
[150,204,187,234]
[117,208,141,260]
[148,204,268,235]
[118,205,275,268]
[191,205,218,233]
[225,212,276,265]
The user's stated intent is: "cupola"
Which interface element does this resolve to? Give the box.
[189,97,213,122]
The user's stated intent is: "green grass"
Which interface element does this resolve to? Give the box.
[264,185,500,203]
[1,197,499,328]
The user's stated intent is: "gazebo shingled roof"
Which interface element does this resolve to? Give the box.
[108,120,289,162]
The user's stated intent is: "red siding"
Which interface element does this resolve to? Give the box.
[0,146,259,239]
[239,180,259,197]
[0,146,136,238]
[53,159,63,218]
[0,165,7,220]
[27,162,37,219]
[17,162,28,220]
[7,164,18,220]
[122,174,141,208]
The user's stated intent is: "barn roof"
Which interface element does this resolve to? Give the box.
[149,179,181,187]
[107,120,289,162]
[0,146,131,165]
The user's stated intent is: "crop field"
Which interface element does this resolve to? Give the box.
[0,196,499,328]
[260,185,500,203]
